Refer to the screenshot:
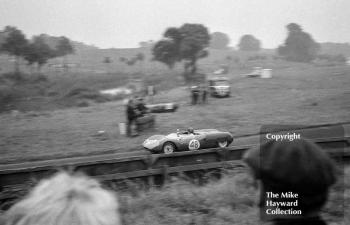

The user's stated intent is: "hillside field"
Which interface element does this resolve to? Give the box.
[0,63,349,163]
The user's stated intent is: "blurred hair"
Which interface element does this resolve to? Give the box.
[4,172,120,225]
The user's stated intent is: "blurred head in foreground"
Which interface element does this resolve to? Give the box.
[4,172,120,225]
[243,138,337,223]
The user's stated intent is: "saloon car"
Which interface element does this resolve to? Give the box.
[143,128,234,154]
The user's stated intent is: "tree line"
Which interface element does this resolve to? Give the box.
[152,23,323,79]
[0,26,74,74]
[0,23,328,78]
[210,32,261,51]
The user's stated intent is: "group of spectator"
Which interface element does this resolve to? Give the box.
[191,85,208,105]
[125,96,148,137]
[0,138,339,225]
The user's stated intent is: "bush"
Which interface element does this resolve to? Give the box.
[76,100,89,107]
[0,72,51,112]
[119,171,258,225]
[65,87,110,103]
[0,72,48,84]
[0,85,17,105]
[117,167,348,225]
[66,87,99,99]
[30,73,48,82]
[247,55,267,61]
[315,54,347,66]
[1,72,24,82]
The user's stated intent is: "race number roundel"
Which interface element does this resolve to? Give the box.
[189,139,200,150]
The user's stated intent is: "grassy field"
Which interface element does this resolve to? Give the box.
[0,63,349,163]
[0,61,349,224]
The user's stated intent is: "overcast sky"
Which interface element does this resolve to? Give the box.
[0,0,349,49]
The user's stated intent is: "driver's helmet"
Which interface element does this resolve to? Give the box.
[187,127,194,134]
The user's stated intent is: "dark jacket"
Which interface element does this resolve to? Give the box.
[136,103,148,115]
[126,105,137,121]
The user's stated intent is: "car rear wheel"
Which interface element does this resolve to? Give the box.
[163,142,176,154]
[218,140,228,148]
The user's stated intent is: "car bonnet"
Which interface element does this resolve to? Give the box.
[165,133,178,139]
[147,135,166,140]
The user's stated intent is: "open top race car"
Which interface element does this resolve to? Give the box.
[143,128,234,154]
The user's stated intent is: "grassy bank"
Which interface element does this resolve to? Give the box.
[117,166,349,225]
[1,167,347,224]
[0,69,182,112]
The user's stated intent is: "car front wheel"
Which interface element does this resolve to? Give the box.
[163,142,176,154]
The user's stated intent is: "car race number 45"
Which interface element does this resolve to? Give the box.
[189,139,200,150]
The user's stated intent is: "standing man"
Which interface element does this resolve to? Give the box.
[126,99,138,137]
[136,97,148,116]
[201,84,207,104]
[191,85,200,105]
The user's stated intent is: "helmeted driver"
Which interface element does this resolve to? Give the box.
[187,127,195,134]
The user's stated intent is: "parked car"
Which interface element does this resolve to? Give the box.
[208,77,231,97]
[143,128,233,154]
[146,102,178,113]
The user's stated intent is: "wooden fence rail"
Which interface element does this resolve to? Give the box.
[0,136,349,209]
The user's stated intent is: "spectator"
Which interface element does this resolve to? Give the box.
[3,172,120,225]
[126,99,138,137]
[191,86,200,105]
[201,85,208,104]
[243,138,337,225]
[136,97,148,117]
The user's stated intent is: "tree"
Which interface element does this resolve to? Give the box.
[210,32,230,49]
[103,56,111,64]
[120,53,144,67]
[135,52,145,61]
[0,26,28,73]
[153,23,210,78]
[55,36,74,73]
[238,34,261,51]
[24,36,56,72]
[55,36,74,57]
[277,23,320,62]
[103,57,112,73]
[126,58,136,66]
[152,39,179,68]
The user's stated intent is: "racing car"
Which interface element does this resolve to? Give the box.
[143,128,234,154]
